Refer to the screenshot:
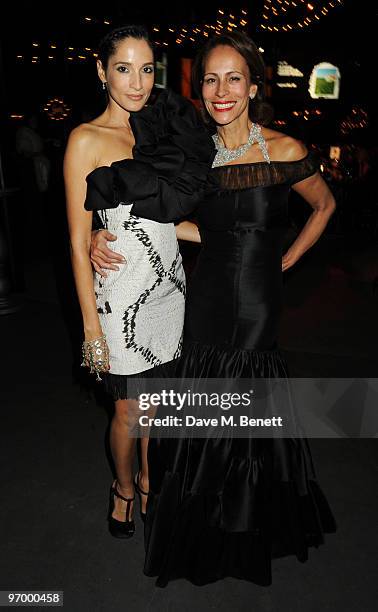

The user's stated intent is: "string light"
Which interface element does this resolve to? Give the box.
[44,97,71,121]
[291,109,322,118]
[154,7,249,46]
[77,9,249,48]
[259,0,343,31]
[340,107,368,134]
[16,8,251,63]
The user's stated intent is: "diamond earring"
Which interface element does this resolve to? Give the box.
[102,82,107,90]
[249,93,255,100]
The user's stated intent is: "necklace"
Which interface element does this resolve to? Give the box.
[212,123,271,168]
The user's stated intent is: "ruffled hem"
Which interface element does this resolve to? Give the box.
[144,459,337,588]
[143,340,337,587]
[177,339,289,378]
[102,359,178,400]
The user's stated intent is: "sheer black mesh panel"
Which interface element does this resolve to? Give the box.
[211,152,319,191]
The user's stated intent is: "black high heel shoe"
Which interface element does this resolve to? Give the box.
[108,481,135,538]
[134,471,148,523]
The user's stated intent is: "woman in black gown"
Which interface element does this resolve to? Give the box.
[89,32,337,587]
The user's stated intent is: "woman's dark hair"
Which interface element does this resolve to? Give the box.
[98,24,154,69]
[192,31,273,126]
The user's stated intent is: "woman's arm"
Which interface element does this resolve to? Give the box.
[89,221,201,279]
[175,221,201,243]
[282,172,336,271]
[64,128,103,340]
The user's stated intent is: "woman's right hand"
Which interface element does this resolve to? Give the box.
[90,229,126,277]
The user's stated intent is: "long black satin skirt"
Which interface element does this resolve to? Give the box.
[143,341,337,587]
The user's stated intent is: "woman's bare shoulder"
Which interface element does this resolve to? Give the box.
[64,123,104,176]
[261,127,308,162]
[67,122,102,148]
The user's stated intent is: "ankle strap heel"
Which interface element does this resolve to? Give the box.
[108,481,135,538]
[134,471,149,523]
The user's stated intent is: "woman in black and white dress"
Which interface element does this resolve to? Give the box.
[64,25,213,539]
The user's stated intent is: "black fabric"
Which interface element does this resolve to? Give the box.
[183,180,292,352]
[143,155,337,587]
[84,88,216,222]
[211,151,320,191]
[145,450,336,587]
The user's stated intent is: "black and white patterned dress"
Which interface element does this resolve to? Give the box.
[84,88,216,399]
[94,204,185,380]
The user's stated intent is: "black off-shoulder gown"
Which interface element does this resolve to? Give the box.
[140,154,337,588]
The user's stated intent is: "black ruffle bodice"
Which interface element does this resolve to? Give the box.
[84,88,216,222]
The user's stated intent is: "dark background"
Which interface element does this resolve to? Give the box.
[0,3,377,611]
[0,0,375,139]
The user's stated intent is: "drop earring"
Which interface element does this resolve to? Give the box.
[102,82,107,91]
[249,93,255,100]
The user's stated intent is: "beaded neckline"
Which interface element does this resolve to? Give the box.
[210,151,311,170]
[212,123,271,168]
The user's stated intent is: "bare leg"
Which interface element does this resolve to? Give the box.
[109,398,139,521]
[136,398,158,514]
